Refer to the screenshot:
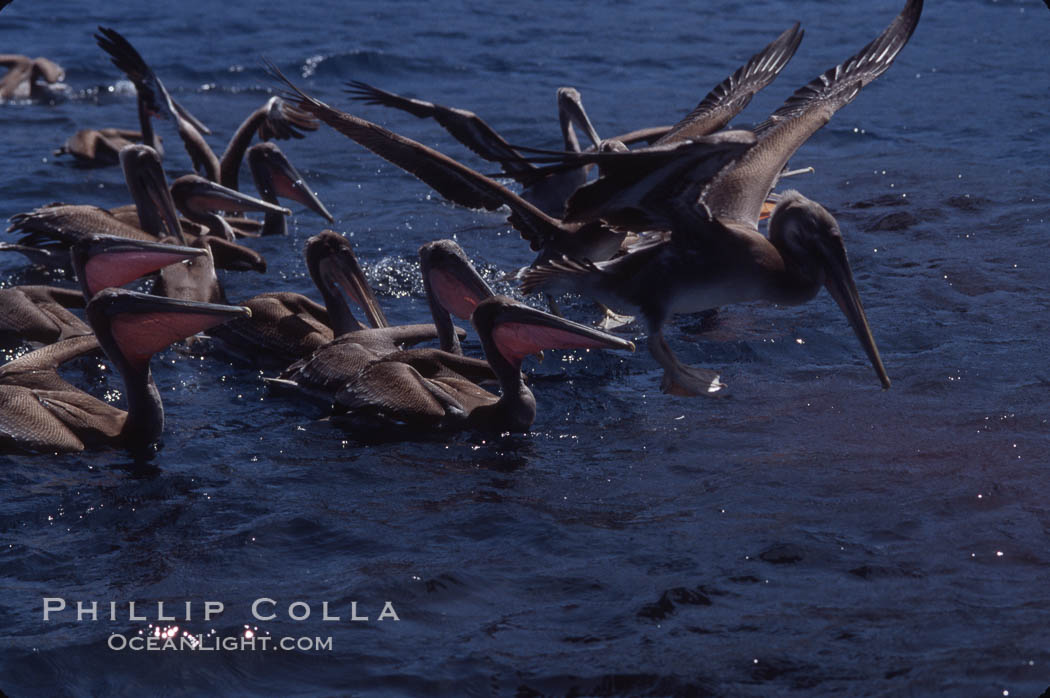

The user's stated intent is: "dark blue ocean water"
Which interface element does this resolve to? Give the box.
[1,0,1049,695]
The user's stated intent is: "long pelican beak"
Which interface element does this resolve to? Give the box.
[171,97,211,135]
[89,288,250,365]
[249,142,334,222]
[480,296,635,368]
[171,175,291,217]
[75,235,207,299]
[202,236,267,273]
[822,241,891,389]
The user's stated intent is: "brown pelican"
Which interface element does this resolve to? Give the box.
[270,22,801,271]
[267,237,498,404]
[521,0,921,396]
[168,174,290,241]
[0,54,66,101]
[220,96,321,191]
[56,128,156,167]
[268,320,468,405]
[0,289,249,453]
[271,65,747,275]
[266,242,502,400]
[346,81,602,216]
[108,145,270,270]
[55,28,207,165]
[418,239,495,355]
[93,27,211,166]
[331,294,635,433]
[6,146,271,277]
[95,25,326,220]
[147,177,299,306]
[1,234,210,347]
[207,230,388,367]
[70,234,207,299]
[245,143,334,235]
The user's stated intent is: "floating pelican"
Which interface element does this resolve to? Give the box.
[0,234,209,348]
[332,293,634,433]
[0,54,65,101]
[208,230,388,368]
[0,289,249,453]
[419,239,496,355]
[7,146,277,275]
[245,143,333,235]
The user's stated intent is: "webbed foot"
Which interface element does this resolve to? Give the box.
[660,363,726,397]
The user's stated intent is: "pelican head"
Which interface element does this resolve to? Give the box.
[769,190,891,390]
[556,86,601,151]
[305,230,386,331]
[419,239,495,322]
[71,233,206,299]
[119,144,183,242]
[248,142,333,223]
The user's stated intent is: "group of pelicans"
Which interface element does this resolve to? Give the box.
[0,0,921,453]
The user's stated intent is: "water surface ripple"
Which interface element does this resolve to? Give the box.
[1,1,1049,695]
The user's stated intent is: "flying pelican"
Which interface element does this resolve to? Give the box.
[269,62,748,282]
[267,22,803,275]
[346,81,602,216]
[521,0,922,396]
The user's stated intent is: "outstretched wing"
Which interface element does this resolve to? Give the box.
[346,80,534,177]
[656,23,804,144]
[95,26,210,134]
[704,0,923,227]
[270,63,578,251]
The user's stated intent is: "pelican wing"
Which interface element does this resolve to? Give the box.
[544,132,755,231]
[704,0,922,226]
[0,387,87,453]
[657,23,804,145]
[258,97,320,140]
[0,286,90,344]
[346,80,533,177]
[271,64,575,251]
[9,204,156,244]
[95,26,210,134]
